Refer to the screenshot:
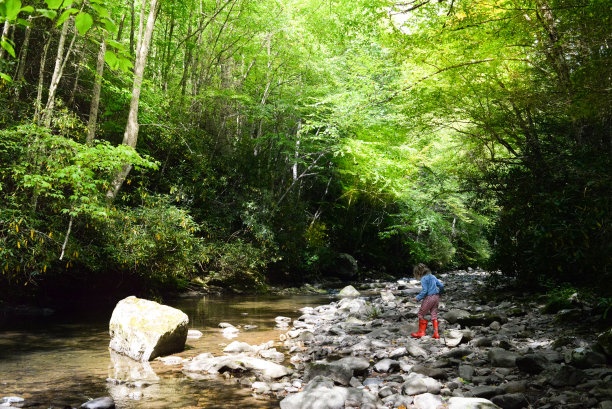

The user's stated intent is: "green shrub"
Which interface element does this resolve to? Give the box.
[102,195,205,283]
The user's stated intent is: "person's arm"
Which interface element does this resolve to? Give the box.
[435,276,444,290]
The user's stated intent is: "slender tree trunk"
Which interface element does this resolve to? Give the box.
[292,120,302,181]
[42,18,78,127]
[69,43,82,106]
[14,17,32,82]
[0,21,10,60]
[129,0,136,55]
[33,34,52,122]
[86,38,106,144]
[107,0,160,201]
[116,13,126,41]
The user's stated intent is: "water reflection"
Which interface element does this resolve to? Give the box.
[0,293,330,408]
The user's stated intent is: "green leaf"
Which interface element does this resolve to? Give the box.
[19,5,33,13]
[1,39,16,58]
[90,3,109,18]
[56,8,77,26]
[61,0,74,8]
[75,12,93,35]
[117,56,134,72]
[0,72,12,82]
[45,0,63,10]
[101,17,117,34]
[37,8,57,19]
[106,39,126,51]
[17,18,30,26]
[104,49,119,70]
[4,0,22,21]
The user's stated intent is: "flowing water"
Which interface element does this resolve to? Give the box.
[0,293,332,408]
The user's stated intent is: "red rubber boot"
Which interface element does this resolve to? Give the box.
[432,319,440,339]
[411,319,428,338]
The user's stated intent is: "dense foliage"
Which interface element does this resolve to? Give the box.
[0,0,609,301]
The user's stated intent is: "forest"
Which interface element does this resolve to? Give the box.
[0,0,610,303]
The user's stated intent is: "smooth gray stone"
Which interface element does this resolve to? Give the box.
[80,397,115,409]
[491,393,528,409]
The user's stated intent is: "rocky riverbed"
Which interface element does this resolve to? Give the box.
[3,269,610,409]
[174,270,612,408]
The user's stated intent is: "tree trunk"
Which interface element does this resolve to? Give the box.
[42,17,78,127]
[292,120,301,181]
[106,0,160,201]
[0,21,9,60]
[116,13,126,41]
[129,0,136,55]
[86,38,106,144]
[14,17,32,82]
[33,34,52,122]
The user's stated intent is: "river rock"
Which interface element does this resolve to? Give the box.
[565,347,607,368]
[223,341,258,354]
[108,296,189,361]
[547,364,586,387]
[187,329,203,339]
[445,309,471,324]
[491,393,528,409]
[516,353,549,374]
[1,397,24,405]
[304,362,353,385]
[80,397,115,409]
[280,376,382,409]
[334,356,370,374]
[488,348,517,367]
[597,328,612,358]
[338,285,360,298]
[447,397,500,409]
[183,353,292,379]
[445,329,464,347]
[413,392,444,408]
[374,358,400,373]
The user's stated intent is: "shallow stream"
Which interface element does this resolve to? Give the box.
[0,293,331,408]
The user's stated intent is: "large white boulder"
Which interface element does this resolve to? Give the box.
[109,296,189,361]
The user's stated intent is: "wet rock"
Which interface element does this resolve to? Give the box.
[1,397,24,405]
[187,329,203,339]
[183,353,292,379]
[223,341,258,354]
[80,397,115,409]
[109,296,189,361]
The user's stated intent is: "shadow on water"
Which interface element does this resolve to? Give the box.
[0,293,331,408]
